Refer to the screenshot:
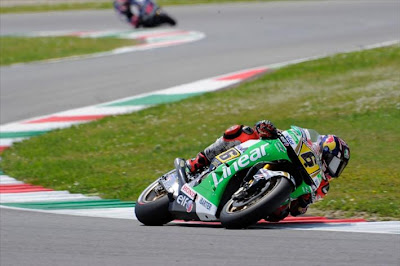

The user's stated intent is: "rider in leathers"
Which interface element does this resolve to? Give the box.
[114,0,157,28]
[186,120,351,222]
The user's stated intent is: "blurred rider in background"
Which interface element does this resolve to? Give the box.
[114,0,157,28]
[186,120,350,222]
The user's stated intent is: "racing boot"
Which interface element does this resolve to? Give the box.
[290,193,313,216]
[186,152,209,174]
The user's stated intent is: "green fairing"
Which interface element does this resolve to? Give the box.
[285,126,323,199]
[192,139,290,206]
[290,182,314,199]
[192,127,321,207]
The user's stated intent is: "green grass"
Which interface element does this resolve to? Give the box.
[0,2,111,13]
[0,0,280,14]
[1,45,399,219]
[0,36,138,65]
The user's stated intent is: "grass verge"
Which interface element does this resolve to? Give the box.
[0,0,279,14]
[1,45,399,219]
[0,36,138,65]
[0,2,111,13]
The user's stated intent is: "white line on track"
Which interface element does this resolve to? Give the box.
[1,204,398,234]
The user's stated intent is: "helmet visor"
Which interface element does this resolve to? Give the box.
[327,155,348,178]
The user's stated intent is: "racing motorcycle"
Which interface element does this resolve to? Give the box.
[135,126,324,229]
[139,2,176,28]
[115,0,176,28]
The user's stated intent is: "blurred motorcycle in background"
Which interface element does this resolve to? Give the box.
[114,0,176,28]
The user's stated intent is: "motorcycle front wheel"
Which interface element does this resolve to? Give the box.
[220,176,293,229]
[135,179,173,226]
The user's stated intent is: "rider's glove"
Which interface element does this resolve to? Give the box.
[254,120,278,139]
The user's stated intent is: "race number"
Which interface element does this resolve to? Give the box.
[216,148,240,163]
[298,143,320,175]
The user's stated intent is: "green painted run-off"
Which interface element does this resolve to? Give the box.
[0,130,49,139]
[104,93,202,107]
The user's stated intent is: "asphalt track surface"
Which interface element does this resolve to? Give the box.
[1,1,400,265]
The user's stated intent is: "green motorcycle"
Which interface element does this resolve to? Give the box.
[135,126,324,229]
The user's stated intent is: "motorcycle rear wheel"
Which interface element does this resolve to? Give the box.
[220,176,293,229]
[135,180,173,226]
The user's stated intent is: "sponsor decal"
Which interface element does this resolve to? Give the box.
[285,134,296,146]
[212,143,269,188]
[312,175,321,189]
[279,135,290,148]
[274,141,286,153]
[199,197,212,211]
[186,200,194,213]
[344,148,350,159]
[177,195,194,213]
[181,184,196,200]
[325,135,337,151]
[283,130,302,154]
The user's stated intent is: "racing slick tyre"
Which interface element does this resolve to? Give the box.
[135,180,173,226]
[220,176,293,229]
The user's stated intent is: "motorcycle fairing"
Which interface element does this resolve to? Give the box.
[283,126,324,199]
[161,126,325,222]
[189,139,291,220]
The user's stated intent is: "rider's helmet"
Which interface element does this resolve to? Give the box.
[319,135,350,178]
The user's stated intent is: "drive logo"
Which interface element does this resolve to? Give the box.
[177,195,193,213]
[181,184,196,200]
[211,143,269,188]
